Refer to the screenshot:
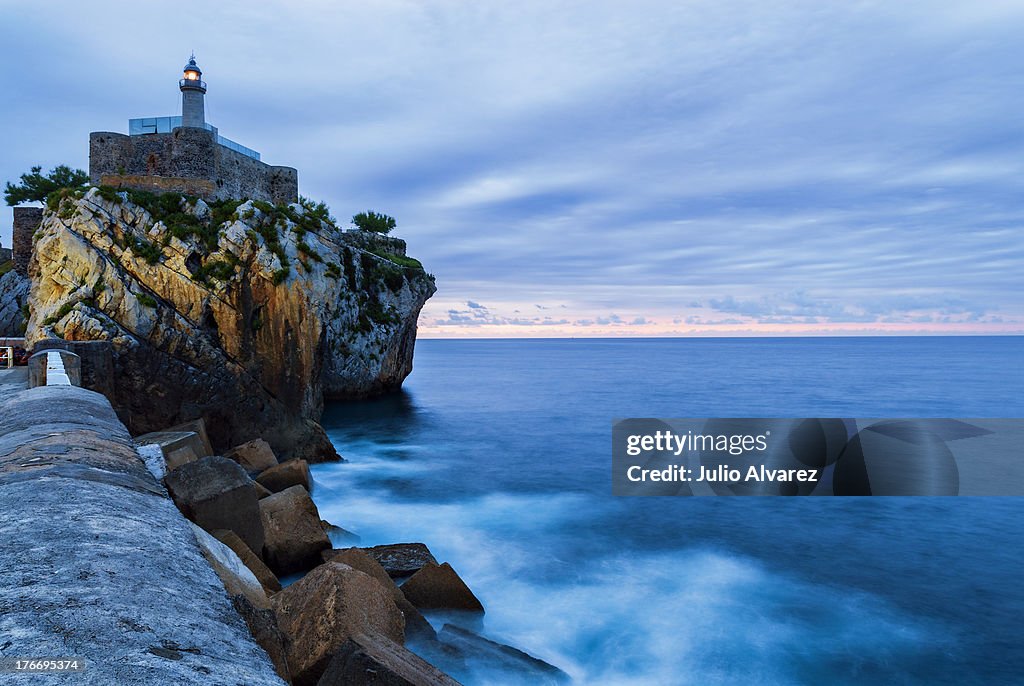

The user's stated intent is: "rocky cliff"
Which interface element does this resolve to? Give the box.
[0,268,29,336]
[25,187,434,461]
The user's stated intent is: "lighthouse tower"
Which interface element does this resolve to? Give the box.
[179,54,207,128]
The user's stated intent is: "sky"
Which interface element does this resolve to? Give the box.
[2,1,1023,337]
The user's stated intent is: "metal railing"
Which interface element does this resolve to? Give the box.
[179,78,207,90]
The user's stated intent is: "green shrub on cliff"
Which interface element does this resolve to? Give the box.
[192,259,236,285]
[299,196,335,225]
[352,211,396,234]
[5,165,89,206]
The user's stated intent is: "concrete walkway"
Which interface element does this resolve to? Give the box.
[0,382,283,684]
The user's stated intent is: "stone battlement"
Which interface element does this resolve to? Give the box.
[90,128,298,206]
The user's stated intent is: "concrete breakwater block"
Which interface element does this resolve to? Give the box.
[165,456,266,555]
[135,430,211,472]
[226,438,280,474]
[399,562,484,613]
[257,458,312,493]
[363,543,439,578]
[271,561,405,686]
[321,547,436,640]
[318,633,463,686]
[213,528,281,594]
[259,485,331,575]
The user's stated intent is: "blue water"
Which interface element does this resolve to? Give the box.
[312,337,1024,685]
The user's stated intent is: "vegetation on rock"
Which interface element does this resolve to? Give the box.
[4,165,89,206]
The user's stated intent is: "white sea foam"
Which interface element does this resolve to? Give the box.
[311,462,940,685]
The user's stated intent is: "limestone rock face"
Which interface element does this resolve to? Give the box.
[26,189,434,460]
[272,561,406,686]
[0,269,29,336]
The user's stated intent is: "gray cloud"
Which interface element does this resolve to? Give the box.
[3,2,1023,329]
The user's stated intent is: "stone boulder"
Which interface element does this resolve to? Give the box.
[438,624,568,684]
[318,633,462,686]
[364,543,438,578]
[322,548,436,640]
[400,563,484,612]
[212,529,281,594]
[259,485,330,575]
[257,458,312,493]
[165,456,265,554]
[272,561,405,686]
[189,523,269,610]
[226,438,279,474]
[231,593,291,683]
[0,269,29,337]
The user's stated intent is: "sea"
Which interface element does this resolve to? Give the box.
[310,337,1024,685]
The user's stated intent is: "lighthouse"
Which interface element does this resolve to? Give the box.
[179,54,207,128]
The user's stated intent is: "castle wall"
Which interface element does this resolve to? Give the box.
[212,145,298,205]
[12,207,42,276]
[99,174,217,198]
[89,128,296,205]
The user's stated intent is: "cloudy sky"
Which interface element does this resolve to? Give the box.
[2,1,1023,336]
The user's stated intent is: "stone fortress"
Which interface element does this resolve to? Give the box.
[89,55,298,205]
[7,55,299,276]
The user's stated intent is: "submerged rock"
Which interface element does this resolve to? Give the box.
[26,188,434,461]
[322,519,362,545]
[437,624,569,684]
